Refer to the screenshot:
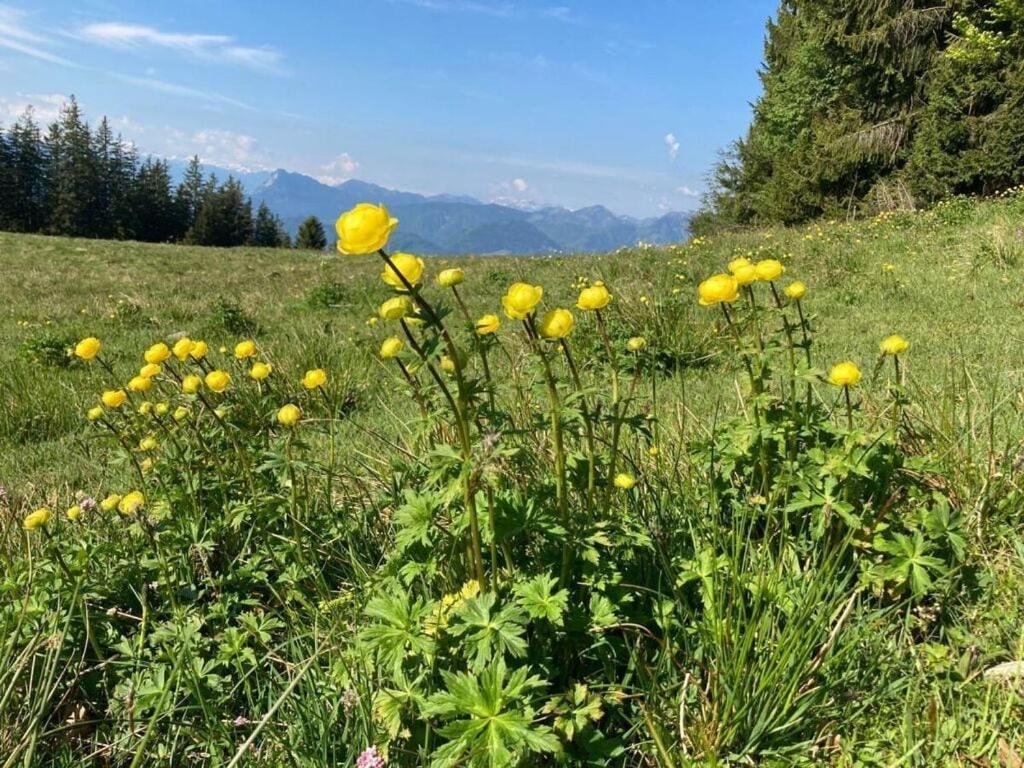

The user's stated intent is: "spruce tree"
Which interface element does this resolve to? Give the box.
[8,109,48,232]
[295,216,328,250]
[46,97,96,236]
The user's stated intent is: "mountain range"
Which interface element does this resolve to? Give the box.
[168,164,691,255]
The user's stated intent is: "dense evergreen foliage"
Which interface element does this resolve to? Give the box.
[295,215,328,250]
[0,98,291,248]
[695,0,1024,231]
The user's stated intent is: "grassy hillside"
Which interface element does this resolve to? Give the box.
[2,192,1024,765]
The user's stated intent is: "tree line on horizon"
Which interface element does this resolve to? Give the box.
[694,0,1024,233]
[0,97,330,251]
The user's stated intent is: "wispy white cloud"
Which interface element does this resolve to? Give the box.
[676,185,699,198]
[109,72,255,111]
[664,132,680,161]
[318,152,360,185]
[0,5,77,66]
[395,0,514,17]
[75,22,283,73]
[0,92,71,123]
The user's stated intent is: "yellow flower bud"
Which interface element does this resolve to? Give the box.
[879,335,909,356]
[190,340,208,360]
[754,259,785,282]
[154,402,169,416]
[379,296,414,321]
[102,389,127,408]
[74,337,101,360]
[335,203,399,255]
[144,342,170,364]
[576,283,612,311]
[100,494,121,512]
[728,257,751,274]
[182,375,202,394]
[87,405,104,421]
[475,314,500,335]
[501,282,543,320]
[138,401,153,415]
[828,361,862,387]
[627,336,647,352]
[67,505,82,522]
[118,491,145,516]
[276,403,301,426]
[613,473,636,490]
[128,376,152,393]
[302,368,327,389]
[697,274,739,306]
[205,370,231,393]
[733,264,757,286]
[381,253,425,290]
[538,308,574,339]
[139,363,162,379]
[380,337,403,359]
[173,405,189,422]
[139,436,157,451]
[234,340,257,359]
[440,355,457,374]
[249,361,272,380]
[23,507,52,531]
[784,281,807,300]
[172,337,195,361]
[437,268,465,287]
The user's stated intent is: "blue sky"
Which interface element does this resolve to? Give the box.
[0,1,776,217]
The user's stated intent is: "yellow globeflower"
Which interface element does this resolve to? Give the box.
[23,507,52,531]
[733,264,757,286]
[302,368,327,389]
[501,282,544,320]
[128,376,152,393]
[74,337,101,360]
[87,405,104,421]
[154,402,169,416]
[173,405,190,422]
[190,340,209,360]
[139,363,162,379]
[475,314,500,335]
[728,257,751,274]
[879,334,909,356]
[379,295,414,321]
[67,505,82,522]
[380,337,403,359]
[205,370,231,393]
[138,401,153,415]
[100,494,121,512]
[102,389,127,408]
[182,374,202,394]
[144,342,171,364]
[437,268,465,287]
[576,283,612,311]
[828,361,862,387]
[538,308,574,339]
[613,473,636,490]
[697,274,739,306]
[440,355,457,375]
[118,491,145,516]
[754,259,785,281]
[276,403,301,426]
[627,336,647,351]
[335,203,399,255]
[139,436,157,451]
[249,361,272,380]
[785,281,807,300]
[381,253,425,290]
[172,337,195,360]
[234,340,257,359]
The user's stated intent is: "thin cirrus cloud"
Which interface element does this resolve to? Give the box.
[0,5,77,66]
[664,133,680,161]
[75,22,284,73]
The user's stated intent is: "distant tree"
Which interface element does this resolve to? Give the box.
[189,176,253,247]
[133,159,178,242]
[295,215,328,250]
[174,155,204,236]
[46,96,96,236]
[6,110,49,232]
[252,201,289,247]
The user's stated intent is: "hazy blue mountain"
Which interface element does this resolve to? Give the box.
[166,161,690,254]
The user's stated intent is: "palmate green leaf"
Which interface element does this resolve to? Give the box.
[450,593,528,671]
[424,660,558,768]
[513,574,568,626]
[373,668,427,738]
[361,592,436,671]
[393,489,439,552]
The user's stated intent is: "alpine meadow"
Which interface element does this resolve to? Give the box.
[2,2,1024,767]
